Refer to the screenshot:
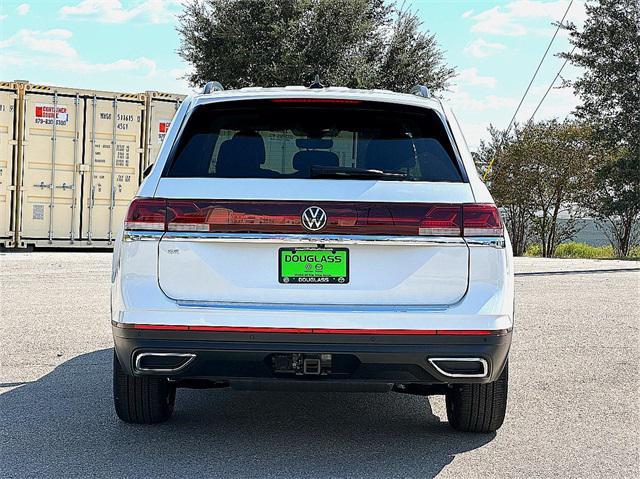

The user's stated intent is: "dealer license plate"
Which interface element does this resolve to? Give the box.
[278,248,349,284]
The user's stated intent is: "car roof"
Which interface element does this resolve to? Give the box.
[190,86,446,114]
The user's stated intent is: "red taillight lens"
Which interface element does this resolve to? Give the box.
[418,205,462,236]
[463,204,503,237]
[166,200,211,232]
[123,200,501,237]
[124,198,167,231]
[164,201,463,236]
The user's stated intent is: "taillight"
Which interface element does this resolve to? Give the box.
[123,199,502,237]
[124,198,166,231]
[418,205,462,236]
[167,200,223,232]
[463,204,503,237]
[164,201,463,236]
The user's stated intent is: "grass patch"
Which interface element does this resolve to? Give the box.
[555,243,614,259]
[524,242,640,259]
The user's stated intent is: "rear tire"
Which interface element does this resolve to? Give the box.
[445,361,508,433]
[113,350,175,424]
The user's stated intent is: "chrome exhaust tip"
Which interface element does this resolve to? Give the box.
[428,357,488,378]
[134,352,196,373]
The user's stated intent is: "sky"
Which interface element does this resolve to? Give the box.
[0,0,587,150]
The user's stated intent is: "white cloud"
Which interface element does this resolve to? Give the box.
[0,26,159,75]
[464,38,507,58]
[0,15,8,21]
[4,47,192,93]
[72,57,158,74]
[0,29,77,57]
[462,9,474,19]
[519,82,580,121]
[449,90,518,113]
[2,45,157,75]
[59,0,181,24]
[455,120,492,151]
[164,67,195,94]
[457,67,498,88]
[446,78,580,150]
[466,0,587,37]
[16,3,30,15]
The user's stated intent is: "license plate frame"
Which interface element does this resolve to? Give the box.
[278,247,349,284]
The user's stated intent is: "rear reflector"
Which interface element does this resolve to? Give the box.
[120,323,507,336]
[124,199,502,238]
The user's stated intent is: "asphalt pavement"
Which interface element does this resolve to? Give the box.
[1,253,638,478]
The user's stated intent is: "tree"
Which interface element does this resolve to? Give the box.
[589,150,640,256]
[560,0,640,256]
[526,121,597,257]
[177,0,455,92]
[476,126,535,256]
[484,120,597,258]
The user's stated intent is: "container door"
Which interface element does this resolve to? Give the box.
[0,87,17,244]
[20,91,83,242]
[145,98,180,169]
[81,97,143,243]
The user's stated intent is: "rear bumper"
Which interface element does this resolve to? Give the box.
[112,324,511,385]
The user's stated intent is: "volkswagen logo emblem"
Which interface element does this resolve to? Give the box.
[301,206,327,231]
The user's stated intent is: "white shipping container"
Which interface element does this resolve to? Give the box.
[0,82,17,248]
[19,84,84,245]
[3,81,186,249]
[81,93,144,243]
[143,91,185,170]
[16,83,145,248]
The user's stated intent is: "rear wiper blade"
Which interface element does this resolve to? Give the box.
[310,165,409,180]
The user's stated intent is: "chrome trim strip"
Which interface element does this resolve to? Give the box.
[134,352,196,373]
[464,237,506,248]
[123,230,164,242]
[123,231,504,247]
[175,300,449,313]
[428,357,489,378]
[161,232,466,246]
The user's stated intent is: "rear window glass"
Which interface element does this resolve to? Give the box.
[164,100,464,182]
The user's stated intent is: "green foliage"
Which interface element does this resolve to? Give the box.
[561,0,640,256]
[555,243,614,259]
[587,147,640,257]
[524,243,542,257]
[484,120,597,258]
[177,0,455,91]
[476,125,534,256]
[560,0,640,153]
[525,242,640,260]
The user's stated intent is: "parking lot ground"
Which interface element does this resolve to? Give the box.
[1,253,639,478]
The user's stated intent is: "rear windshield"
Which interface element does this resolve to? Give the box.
[164,100,465,182]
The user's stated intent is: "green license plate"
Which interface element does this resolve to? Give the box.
[278,248,349,284]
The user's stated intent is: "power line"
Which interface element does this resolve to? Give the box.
[482,0,573,181]
[528,45,577,122]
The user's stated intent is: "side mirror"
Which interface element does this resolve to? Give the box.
[143,163,154,179]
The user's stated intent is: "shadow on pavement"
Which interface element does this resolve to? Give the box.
[1,349,494,478]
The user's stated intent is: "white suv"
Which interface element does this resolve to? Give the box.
[111,83,513,432]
